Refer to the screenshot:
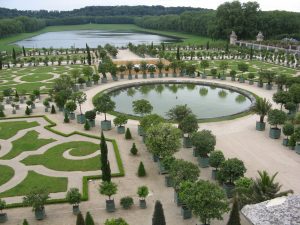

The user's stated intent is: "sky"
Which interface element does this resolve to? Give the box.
[0,0,300,12]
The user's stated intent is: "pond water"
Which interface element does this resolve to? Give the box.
[14,30,179,48]
[109,83,252,119]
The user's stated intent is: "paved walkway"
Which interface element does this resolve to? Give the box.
[1,75,299,225]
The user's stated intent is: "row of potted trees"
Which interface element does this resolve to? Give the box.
[254,83,300,153]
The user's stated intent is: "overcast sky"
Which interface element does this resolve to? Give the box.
[1,0,300,12]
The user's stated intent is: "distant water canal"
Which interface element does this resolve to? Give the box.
[14,30,180,48]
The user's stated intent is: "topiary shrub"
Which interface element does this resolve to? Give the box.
[25,106,31,115]
[138,162,146,177]
[23,219,29,225]
[51,105,56,114]
[64,112,70,123]
[120,196,134,209]
[85,211,95,225]
[130,143,138,155]
[84,120,90,130]
[0,110,5,117]
[125,128,132,140]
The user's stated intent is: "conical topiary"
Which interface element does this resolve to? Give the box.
[130,143,138,155]
[25,106,31,115]
[152,200,166,225]
[84,120,90,130]
[85,211,95,225]
[227,197,241,225]
[51,105,56,114]
[64,112,70,123]
[0,110,5,117]
[125,128,132,140]
[76,212,85,225]
[138,161,146,177]
[23,219,29,225]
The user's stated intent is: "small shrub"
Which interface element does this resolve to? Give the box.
[0,110,5,117]
[64,112,70,123]
[85,212,95,225]
[130,143,138,155]
[125,128,132,139]
[51,105,56,114]
[25,106,31,115]
[138,162,146,177]
[84,120,90,130]
[76,212,85,225]
[120,196,134,209]
[23,219,29,225]
[137,186,149,200]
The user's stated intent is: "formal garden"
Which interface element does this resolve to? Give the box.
[0,8,299,224]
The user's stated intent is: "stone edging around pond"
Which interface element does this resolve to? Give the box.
[98,79,257,121]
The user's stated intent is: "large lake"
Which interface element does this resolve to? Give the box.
[14,30,179,48]
[109,83,252,119]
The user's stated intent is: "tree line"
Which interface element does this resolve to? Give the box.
[0,5,206,19]
[0,16,45,38]
[136,1,300,40]
[1,1,300,40]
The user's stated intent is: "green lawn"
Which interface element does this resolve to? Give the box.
[69,146,98,157]
[0,24,224,52]
[1,130,56,160]
[0,171,67,198]
[0,65,87,93]
[20,73,54,82]
[21,141,101,171]
[0,165,15,186]
[0,121,39,140]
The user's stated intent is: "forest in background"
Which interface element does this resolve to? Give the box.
[0,2,300,41]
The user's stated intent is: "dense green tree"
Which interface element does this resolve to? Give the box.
[152,200,166,225]
[93,94,115,121]
[132,99,153,116]
[145,123,181,158]
[179,181,229,225]
[100,132,111,182]
[227,197,241,225]
[166,104,192,125]
[76,212,85,225]
[138,162,146,177]
[85,212,95,225]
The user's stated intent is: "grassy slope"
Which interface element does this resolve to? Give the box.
[1,130,56,160]
[0,121,39,140]
[0,165,15,186]
[0,171,67,198]
[0,24,224,52]
[21,141,101,171]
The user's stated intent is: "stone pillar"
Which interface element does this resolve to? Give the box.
[230,31,237,45]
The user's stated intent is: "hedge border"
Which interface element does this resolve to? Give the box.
[0,115,125,208]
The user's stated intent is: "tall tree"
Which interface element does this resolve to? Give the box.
[22,46,26,57]
[100,132,111,182]
[227,197,241,225]
[176,46,180,60]
[86,43,91,65]
[12,48,16,64]
[152,200,166,225]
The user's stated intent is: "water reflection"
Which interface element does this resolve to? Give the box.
[109,83,252,119]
